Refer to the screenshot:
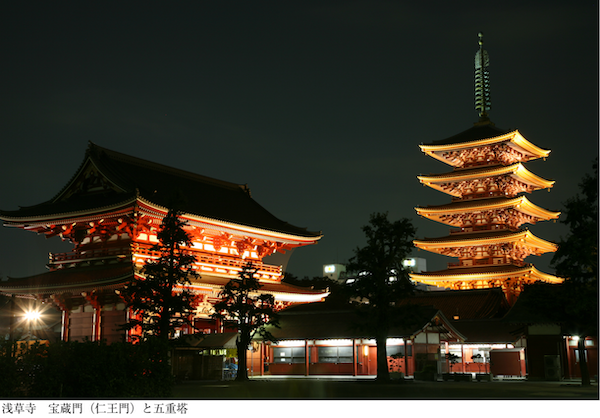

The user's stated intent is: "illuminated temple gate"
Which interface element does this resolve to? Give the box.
[0,142,327,342]
[410,34,563,304]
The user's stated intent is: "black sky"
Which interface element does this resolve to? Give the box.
[1,1,597,280]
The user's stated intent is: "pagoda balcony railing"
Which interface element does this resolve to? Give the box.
[452,191,505,202]
[131,243,282,275]
[448,259,526,268]
[49,246,131,265]
[449,224,510,234]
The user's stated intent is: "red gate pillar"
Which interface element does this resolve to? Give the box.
[62,310,70,342]
[353,340,358,376]
[305,340,310,376]
[260,342,265,376]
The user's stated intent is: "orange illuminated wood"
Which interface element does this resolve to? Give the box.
[412,125,563,302]
[419,130,551,167]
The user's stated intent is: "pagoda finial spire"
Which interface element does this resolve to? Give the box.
[474,32,491,123]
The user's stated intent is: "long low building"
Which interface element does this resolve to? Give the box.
[246,299,466,378]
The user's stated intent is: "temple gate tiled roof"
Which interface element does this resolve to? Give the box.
[1,142,321,239]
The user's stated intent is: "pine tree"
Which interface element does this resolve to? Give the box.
[551,157,598,282]
[346,212,417,381]
[212,262,279,381]
[122,209,198,341]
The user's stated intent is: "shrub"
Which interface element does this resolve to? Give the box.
[0,339,173,398]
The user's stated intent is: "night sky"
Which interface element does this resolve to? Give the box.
[1,1,597,280]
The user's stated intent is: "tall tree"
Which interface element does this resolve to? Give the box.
[551,157,598,281]
[212,262,279,381]
[122,209,198,341]
[346,212,417,381]
[548,158,598,386]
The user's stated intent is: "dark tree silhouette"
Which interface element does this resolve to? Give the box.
[121,209,198,341]
[547,158,598,386]
[212,262,279,381]
[346,212,417,381]
[551,157,598,281]
[282,273,348,302]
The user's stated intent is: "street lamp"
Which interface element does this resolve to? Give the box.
[23,309,42,342]
[24,309,41,322]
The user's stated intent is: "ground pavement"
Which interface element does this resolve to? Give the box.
[171,376,599,400]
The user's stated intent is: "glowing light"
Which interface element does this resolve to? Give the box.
[274,340,306,347]
[403,259,416,267]
[324,265,335,273]
[363,345,369,356]
[274,292,329,303]
[315,339,353,346]
[24,310,41,321]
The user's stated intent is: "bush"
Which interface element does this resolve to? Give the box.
[0,339,173,398]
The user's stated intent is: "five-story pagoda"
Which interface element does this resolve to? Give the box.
[410,34,563,304]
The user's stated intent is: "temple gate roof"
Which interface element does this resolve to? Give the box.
[0,142,321,240]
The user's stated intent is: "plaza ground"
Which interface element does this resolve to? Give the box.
[171,376,599,400]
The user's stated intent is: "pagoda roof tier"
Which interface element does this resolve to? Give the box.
[187,273,328,303]
[409,264,563,286]
[415,196,560,227]
[0,263,134,296]
[417,163,555,198]
[0,263,328,303]
[420,124,550,167]
[413,229,558,255]
[0,142,322,243]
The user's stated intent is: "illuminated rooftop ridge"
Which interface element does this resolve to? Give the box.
[415,195,560,223]
[419,129,551,167]
[413,229,558,254]
[417,163,555,199]
[409,264,563,285]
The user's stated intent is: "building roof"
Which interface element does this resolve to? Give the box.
[415,196,560,226]
[409,264,563,285]
[450,319,521,344]
[421,124,549,160]
[397,289,522,344]
[501,284,565,325]
[188,274,328,303]
[261,299,465,341]
[0,263,327,302]
[425,123,513,146]
[0,142,321,239]
[197,332,239,348]
[413,229,558,254]
[417,163,555,197]
[0,263,134,296]
[399,288,510,320]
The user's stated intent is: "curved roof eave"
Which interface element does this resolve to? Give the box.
[409,265,564,284]
[415,196,561,220]
[136,196,322,243]
[420,129,550,156]
[0,195,138,225]
[417,163,555,196]
[413,230,558,253]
